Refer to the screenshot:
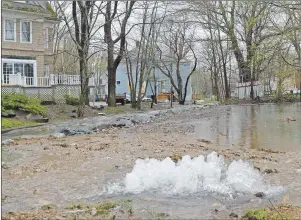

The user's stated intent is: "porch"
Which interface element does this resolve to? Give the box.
[1,73,95,87]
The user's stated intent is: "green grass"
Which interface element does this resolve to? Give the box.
[242,208,292,220]
[1,118,39,129]
[242,209,268,220]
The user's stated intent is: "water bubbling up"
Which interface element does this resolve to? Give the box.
[104,152,284,197]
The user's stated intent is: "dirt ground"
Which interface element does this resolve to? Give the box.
[45,102,171,122]
[2,105,301,219]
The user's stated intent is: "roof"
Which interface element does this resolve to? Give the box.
[122,45,191,65]
[2,1,57,20]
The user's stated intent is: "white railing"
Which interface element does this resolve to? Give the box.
[1,74,96,87]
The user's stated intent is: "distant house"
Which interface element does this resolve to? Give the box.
[1,1,58,86]
[116,46,193,103]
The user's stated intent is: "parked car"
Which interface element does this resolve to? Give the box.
[141,97,152,102]
[125,94,131,103]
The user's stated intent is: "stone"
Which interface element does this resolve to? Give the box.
[2,139,14,145]
[68,112,78,118]
[35,118,49,123]
[1,112,9,117]
[41,204,57,210]
[229,213,238,218]
[60,143,69,148]
[195,100,205,105]
[91,207,97,216]
[1,112,16,118]
[2,163,9,169]
[43,146,49,150]
[254,192,265,198]
[26,113,43,120]
[98,113,106,116]
[264,168,278,174]
[60,129,92,136]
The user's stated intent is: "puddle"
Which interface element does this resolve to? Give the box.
[193,103,301,151]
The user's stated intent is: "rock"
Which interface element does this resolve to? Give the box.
[254,192,265,198]
[91,207,97,216]
[264,168,273,173]
[41,204,57,210]
[26,113,43,120]
[60,143,69,148]
[1,112,9,117]
[254,166,261,171]
[229,213,238,218]
[35,118,49,123]
[43,146,49,150]
[98,113,106,116]
[1,112,16,118]
[214,209,218,213]
[199,139,212,144]
[264,168,278,174]
[296,169,301,174]
[60,129,93,136]
[68,112,78,118]
[2,163,9,169]
[41,101,56,105]
[2,139,14,145]
[196,100,205,105]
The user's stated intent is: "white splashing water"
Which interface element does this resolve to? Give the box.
[103,152,284,197]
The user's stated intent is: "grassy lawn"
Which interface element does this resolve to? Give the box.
[1,118,40,130]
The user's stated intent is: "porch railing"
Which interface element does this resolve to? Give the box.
[1,74,95,87]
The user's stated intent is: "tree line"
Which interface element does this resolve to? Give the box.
[51,0,301,117]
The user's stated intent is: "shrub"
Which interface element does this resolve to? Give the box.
[64,95,80,106]
[1,94,47,116]
[1,118,38,129]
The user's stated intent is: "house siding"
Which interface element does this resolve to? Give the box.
[1,7,56,78]
[146,62,192,102]
[116,63,129,95]
[116,61,192,102]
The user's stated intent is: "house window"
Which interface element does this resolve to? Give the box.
[1,60,35,85]
[4,19,16,41]
[2,63,13,84]
[24,64,34,85]
[14,63,24,74]
[44,65,49,76]
[44,28,48,48]
[20,21,32,43]
[117,80,121,85]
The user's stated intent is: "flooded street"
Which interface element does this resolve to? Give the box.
[192,103,301,151]
[2,103,301,219]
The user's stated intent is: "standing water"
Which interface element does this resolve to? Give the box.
[193,103,301,151]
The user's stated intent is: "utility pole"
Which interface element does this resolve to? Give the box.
[170,62,173,108]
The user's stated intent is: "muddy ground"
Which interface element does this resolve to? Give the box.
[2,105,301,219]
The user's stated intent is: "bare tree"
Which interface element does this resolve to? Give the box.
[104,1,135,107]
[156,16,197,104]
[57,1,105,117]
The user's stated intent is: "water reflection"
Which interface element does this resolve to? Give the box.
[194,103,301,151]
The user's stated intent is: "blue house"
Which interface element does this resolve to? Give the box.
[115,47,193,103]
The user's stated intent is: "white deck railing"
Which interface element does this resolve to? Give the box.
[1,74,95,87]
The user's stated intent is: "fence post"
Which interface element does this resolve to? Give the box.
[52,85,55,103]
[38,87,41,100]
